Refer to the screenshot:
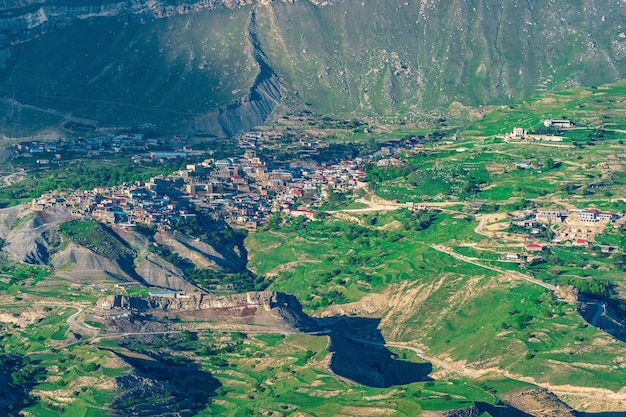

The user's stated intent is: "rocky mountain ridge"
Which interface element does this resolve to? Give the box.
[0,0,251,48]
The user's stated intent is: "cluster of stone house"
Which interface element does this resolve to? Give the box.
[31,149,369,231]
[27,126,451,233]
[510,207,623,250]
[535,208,620,224]
[505,208,620,262]
[14,134,164,162]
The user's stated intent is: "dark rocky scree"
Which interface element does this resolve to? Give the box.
[105,348,220,417]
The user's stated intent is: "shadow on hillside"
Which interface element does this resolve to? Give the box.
[104,348,220,416]
[577,296,626,344]
[0,354,42,416]
[476,402,535,417]
[317,316,432,388]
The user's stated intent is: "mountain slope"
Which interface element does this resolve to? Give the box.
[1,0,626,134]
[256,0,626,115]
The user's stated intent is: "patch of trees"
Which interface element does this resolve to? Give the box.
[170,213,246,248]
[543,158,558,170]
[501,200,536,211]
[560,277,613,298]
[529,126,562,136]
[366,162,420,183]
[134,223,157,240]
[320,190,349,211]
[403,210,436,232]
[0,159,183,207]
[0,354,46,417]
[311,142,365,164]
[559,273,626,322]
[477,203,500,213]
[148,244,195,272]
[264,212,286,231]
[506,223,552,240]
[614,253,626,272]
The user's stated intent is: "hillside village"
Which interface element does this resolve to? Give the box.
[24,130,436,229]
[509,207,624,254]
[5,3,626,415]
[30,148,370,231]
[26,127,626,262]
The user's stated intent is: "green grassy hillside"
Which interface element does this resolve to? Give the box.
[246,211,626,391]
[244,80,626,400]
[59,220,135,264]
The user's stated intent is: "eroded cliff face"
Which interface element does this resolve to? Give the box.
[98,291,291,311]
[192,5,283,137]
[0,206,72,265]
[97,290,319,331]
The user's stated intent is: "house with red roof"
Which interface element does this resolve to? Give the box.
[525,243,544,252]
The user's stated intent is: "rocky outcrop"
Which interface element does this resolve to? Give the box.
[503,389,576,417]
[440,406,482,417]
[1,206,71,265]
[98,290,319,332]
[98,290,291,312]
[52,242,129,281]
[109,349,219,417]
[0,0,257,48]
[0,205,24,238]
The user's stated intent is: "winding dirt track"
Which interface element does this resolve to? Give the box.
[429,244,557,292]
[345,335,483,378]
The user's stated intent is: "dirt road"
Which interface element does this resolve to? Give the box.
[429,244,557,292]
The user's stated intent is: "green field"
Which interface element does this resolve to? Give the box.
[247,211,486,310]
[246,204,626,392]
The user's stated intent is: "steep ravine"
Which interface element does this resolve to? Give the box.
[192,5,283,137]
